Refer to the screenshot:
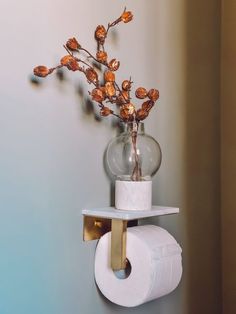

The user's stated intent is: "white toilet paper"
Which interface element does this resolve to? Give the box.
[94,225,182,307]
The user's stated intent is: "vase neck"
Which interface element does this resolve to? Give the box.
[122,122,145,134]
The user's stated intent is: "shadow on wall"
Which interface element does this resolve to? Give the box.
[184,1,221,314]
[29,28,120,126]
[29,28,123,209]
[29,68,103,123]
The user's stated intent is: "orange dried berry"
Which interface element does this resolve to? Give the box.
[100,107,113,117]
[95,25,107,43]
[148,89,159,101]
[60,55,80,71]
[121,11,133,23]
[100,86,106,95]
[120,109,129,121]
[125,103,136,115]
[122,80,132,91]
[135,87,148,99]
[104,70,115,82]
[91,88,106,103]
[96,51,108,63]
[116,96,124,105]
[117,91,129,104]
[136,108,149,121]
[120,104,135,121]
[60,55,74,66]
[67,59,80,71]
[105,82,116,97]
[122,91,129,101]
[86,68,98,84]
[142,100,153,111]
[66,37,80,51]
[108,59,120,71]
[33,65,50,77]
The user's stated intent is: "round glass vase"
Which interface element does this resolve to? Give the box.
[106,121,162,211]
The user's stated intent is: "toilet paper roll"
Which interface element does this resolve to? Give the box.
[94,225,182,307]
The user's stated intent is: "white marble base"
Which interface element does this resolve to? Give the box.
[115,180,152,211]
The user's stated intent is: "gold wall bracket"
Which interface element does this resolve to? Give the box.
[83,216,112,241]
[82,206,179,271]
[83,215,137,270]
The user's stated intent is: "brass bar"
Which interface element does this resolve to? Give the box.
[83,216,111,241]
[111,219,127,271]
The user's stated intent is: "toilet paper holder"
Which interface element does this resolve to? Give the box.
[82,206,179,271]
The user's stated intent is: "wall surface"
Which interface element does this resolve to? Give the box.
[0,1,221,314]
[221,1,236,313]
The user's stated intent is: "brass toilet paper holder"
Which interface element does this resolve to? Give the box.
[82,206,179,271]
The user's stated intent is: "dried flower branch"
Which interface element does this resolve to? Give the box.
[33,8,160,124]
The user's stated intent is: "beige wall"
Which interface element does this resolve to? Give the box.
[221,1,236,313]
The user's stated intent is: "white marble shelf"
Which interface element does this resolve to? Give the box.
[82,206,179,221]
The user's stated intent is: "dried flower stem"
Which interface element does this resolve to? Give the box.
[106,18,121,34]
[106,7,126,35]
[77,47,101,65]
[131,123,142,181]
[98,103,122,120]
[33,9,160,181]
[114,82,130,104]
[74,58,91,69]
[63,45,73,56]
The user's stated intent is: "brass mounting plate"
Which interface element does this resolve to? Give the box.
[83,215,138,270]
[83,216,111,241]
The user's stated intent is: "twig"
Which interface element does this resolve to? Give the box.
[78,47,101,65]
[63,45,73,56]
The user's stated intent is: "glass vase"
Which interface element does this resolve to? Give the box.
[106,122,162,210]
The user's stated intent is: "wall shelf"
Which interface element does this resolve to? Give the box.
[82,206,179,271]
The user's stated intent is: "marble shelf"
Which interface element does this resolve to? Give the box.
[82,206,179,221]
